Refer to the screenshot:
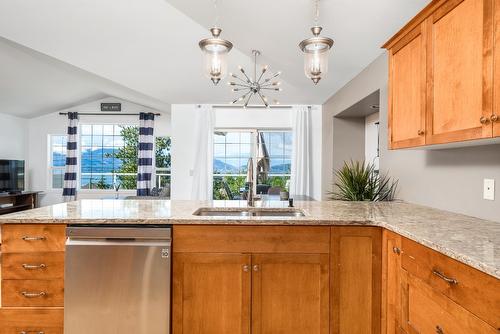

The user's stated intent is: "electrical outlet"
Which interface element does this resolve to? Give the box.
[483,179,495,201]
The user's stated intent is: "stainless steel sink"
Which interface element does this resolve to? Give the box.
[193,208,305,217]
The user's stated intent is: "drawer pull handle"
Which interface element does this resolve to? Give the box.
[253,265,259,272]
[21,291,47,298]
[432,270,458,285]
[22,236,46,241]
[392,247,401,255]
[22,263,47,270]
[435,325,444,334]
[243,265,249,272]
[20,331,45,334]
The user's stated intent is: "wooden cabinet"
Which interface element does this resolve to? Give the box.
[382,230,402,334]
[251,253,329,334]
[426,0,493,145]
[385,0,499,148]
[173,253,251,334]
[172,226,331,334]
[331,227,382,334]
[400,270,498,334]
[0,224,65,333]
[388,24,427,149]
[401,237,500,329]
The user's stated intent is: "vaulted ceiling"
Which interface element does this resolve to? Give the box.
[0,0,430,118]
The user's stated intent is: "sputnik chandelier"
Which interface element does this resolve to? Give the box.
[228,50,282,108]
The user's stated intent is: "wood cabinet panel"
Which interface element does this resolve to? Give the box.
[331,227,382,334]
[426,0,493,144]
[0,307,63,334]
[173,225,330,254]
[2,224,66,253]
[382,230,403,334]
[173,253,251,334]
[251,253,329,334]
[401,271,497,334]
[401,237,500,329]
[389,24,427,149]
[2,252,65,280]
[493,0,500,137]
[2,279,64,307]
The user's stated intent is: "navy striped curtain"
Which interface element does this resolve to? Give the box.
[63,112,79,201]
[137,112,155,196]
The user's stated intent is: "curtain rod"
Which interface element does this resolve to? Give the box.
[58,112,161,116]
[206,105,311,109]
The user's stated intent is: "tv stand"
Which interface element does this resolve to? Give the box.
[0,191,41,215]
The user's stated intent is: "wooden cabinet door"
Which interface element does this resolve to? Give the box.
[426,0,494,144]
[494,0,500,137]
[331,227,382,334]
[389,23,427,149]
[251,253,329,334]
[382,231,402,334]
[172,253,251,334]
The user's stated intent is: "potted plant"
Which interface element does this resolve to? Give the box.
[329,160,398,201]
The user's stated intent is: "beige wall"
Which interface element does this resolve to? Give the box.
[323,53,500,222]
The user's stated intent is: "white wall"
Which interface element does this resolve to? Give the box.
[365,112,380,170]
[171,105,323,201]
[0,113,28,161]
[27,97,170,206]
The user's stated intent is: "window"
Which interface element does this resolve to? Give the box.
[49,126,171,193]
[212,129,292,200]
[49,135,67,189]
[80,124,171,191]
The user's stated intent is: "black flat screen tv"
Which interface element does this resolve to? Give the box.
[0,160,25,193]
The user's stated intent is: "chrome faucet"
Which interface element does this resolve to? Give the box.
[246,158,254,207]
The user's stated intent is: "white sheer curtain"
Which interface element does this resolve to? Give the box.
[290,106,312,197]
[191,105,214,200]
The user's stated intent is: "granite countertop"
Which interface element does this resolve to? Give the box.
[0,199,498,279]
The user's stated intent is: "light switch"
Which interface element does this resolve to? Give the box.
[483,179,495,201]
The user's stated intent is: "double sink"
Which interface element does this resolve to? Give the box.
[193,208,306,218]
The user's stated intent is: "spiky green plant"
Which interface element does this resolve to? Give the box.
[329,160,398,201]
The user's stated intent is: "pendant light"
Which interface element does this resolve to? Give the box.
[299,0,334,84]
[198,0,233,85]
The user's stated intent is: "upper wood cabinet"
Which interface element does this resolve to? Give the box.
[385,0,498,148]
[388,24,427,149]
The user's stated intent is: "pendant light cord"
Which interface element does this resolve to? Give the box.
[213,0,220,28]
[314,0,320,25]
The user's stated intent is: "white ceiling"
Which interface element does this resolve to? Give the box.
[0,37,170,118]
[0,0,430,118]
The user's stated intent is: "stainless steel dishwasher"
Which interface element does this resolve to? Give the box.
[64,225,171,334]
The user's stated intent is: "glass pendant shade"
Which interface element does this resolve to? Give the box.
[199,27,233,85]
[299,26,333,84]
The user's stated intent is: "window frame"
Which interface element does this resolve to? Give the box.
[48,124,171,193]
[47,134,68,191]
[212,127,292,199]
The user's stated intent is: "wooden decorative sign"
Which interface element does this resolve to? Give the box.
[101,103,121,112]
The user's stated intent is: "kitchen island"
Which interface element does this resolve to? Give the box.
[0,199,498,334]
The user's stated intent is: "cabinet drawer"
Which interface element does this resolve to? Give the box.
[2,279,64,307]
[0,307,63,334]
[2,224,66,253]
[403,273,497,334]
[173,225,330,253]
[401,238,500,328]
[2,252,65,279]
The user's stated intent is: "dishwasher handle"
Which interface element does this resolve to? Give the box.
[66,238,171,248]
